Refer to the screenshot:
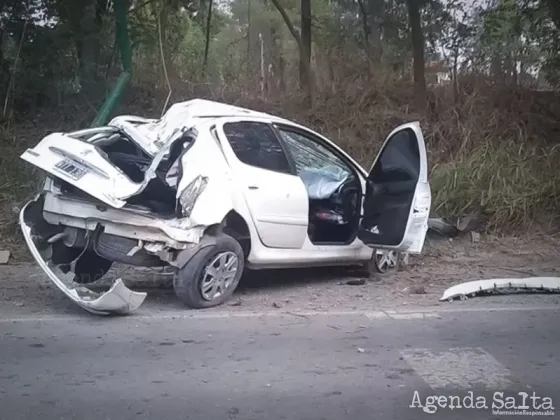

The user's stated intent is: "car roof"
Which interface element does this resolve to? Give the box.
[163,98,290,125]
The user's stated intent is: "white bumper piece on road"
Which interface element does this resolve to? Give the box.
[440,277,560,302]
[19,200,147,315]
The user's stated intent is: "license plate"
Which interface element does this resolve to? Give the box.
[54,159,88,181]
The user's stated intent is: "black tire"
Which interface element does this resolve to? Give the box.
[173,234,244,309]
[94,232,163,266]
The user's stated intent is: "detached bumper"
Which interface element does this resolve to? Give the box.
[19,196,147,315]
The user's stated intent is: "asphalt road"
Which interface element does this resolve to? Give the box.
[1,307,559,420]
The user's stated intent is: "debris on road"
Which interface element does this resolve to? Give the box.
[346,279,366,286]
[428,209,486,239]
[456,208,486,233]
[428,218,458,237]
[470,231,481,243]
[0,250,10,264]
[440,277,560,302]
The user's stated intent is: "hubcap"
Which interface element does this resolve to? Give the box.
[375,250,399,273]
[200,251,239,301]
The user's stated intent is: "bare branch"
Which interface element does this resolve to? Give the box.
[130,0,156,13]
[157,1,172,117]
[3,17,27,119]
[269,0,302,49]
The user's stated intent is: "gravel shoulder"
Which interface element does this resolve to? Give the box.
[0,233,559,317]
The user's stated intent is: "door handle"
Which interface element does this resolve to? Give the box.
[248,185,259,190]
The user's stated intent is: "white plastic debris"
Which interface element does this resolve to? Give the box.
[0,250,10,264]
[440,277,560,302]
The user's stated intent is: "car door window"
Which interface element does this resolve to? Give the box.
[276,127,350,175]
[276,126,358,202]
[371,129,420,183]
[222,121,292,174]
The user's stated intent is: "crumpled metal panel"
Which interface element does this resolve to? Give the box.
[19,199,147,315]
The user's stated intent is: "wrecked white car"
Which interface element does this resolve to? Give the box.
[19,99,431,315]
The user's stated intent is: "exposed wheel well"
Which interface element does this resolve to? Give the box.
[205,211,251,259]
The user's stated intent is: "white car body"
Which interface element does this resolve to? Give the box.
[19,99,431,315]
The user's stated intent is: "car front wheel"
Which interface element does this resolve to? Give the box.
[374,249,400,273]
[173,233,244,309]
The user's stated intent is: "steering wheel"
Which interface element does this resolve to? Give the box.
[336,177,360,219]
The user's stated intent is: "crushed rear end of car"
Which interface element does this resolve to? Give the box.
[18,101,236,315]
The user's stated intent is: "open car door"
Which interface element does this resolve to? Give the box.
[358,122,431,254]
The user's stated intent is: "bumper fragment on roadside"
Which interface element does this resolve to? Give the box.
[19,197,147,315]
[440,277,560,302]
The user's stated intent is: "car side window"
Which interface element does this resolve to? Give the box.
[222,121,292,174]
[276,126,350,175]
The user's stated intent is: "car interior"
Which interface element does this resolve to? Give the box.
[276,127,363,245]
[304,172,362,244]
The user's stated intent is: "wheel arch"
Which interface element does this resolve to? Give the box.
[204,210,251,259]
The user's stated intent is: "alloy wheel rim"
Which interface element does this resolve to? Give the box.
[375,250,399,273]
[200,251,239,301]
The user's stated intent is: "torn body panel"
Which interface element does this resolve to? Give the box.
[21,133,139,208]
[440,277,560,302]
[43,189,205,247]
[20,125,192,208]
[109,98,278,156]
[20,197,147,315]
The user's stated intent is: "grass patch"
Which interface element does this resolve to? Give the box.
[431,141,560,231]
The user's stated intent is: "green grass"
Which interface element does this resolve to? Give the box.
[430,140,560,231]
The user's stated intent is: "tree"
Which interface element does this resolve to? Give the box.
[406,0,427,109]
[300,0,311,90]
[545,0,560,30]
[52,0,111,96]
[269,0,313,97]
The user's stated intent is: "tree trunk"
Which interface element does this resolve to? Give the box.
[270,0,312,100]
[78,1,103,97]
[452,47,458,103]
[546,0,560,31]
[203,0,214,74]
[357,0,370,52]
[247,0,252,76]
[366,0,383,61]
[300,0,312,93]
[270,26,285,92]
[490,54,502,83]
[406,0,426,110]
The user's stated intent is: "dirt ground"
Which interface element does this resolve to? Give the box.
[0,232,559,317]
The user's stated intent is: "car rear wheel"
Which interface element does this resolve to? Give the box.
[173,233,244,309]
